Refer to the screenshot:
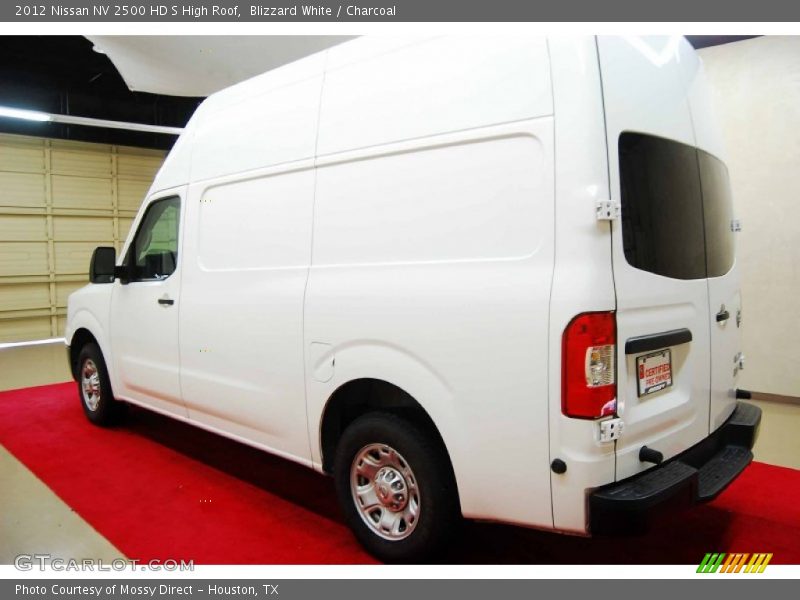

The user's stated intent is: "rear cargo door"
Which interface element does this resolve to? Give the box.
[700,155,741,430]
[597,36,712,480]
[684,67,742,431]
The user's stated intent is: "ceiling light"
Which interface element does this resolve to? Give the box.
[0,105,183,135]
[0,106,52,122]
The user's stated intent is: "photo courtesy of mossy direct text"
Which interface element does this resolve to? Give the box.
[15,584,277,597]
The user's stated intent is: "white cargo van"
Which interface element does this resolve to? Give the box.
[66,36,761,561]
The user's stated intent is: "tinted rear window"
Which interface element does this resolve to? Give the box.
[698,150,735,277]
[619,133,734,280]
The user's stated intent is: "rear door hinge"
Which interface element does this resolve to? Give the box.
[596,200,620,221]
[599,417,624,443]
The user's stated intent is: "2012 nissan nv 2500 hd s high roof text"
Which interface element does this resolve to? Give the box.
[66,36,761,562]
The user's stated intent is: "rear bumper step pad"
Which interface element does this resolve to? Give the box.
[589,401,761,533]
[697,445,752,500]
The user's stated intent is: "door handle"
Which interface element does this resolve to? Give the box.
[158,297,175,306]
[716,307,730,323]
[625,328,692,355]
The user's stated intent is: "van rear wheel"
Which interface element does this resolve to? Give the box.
[333,412,459,562]
[76,342,124,426]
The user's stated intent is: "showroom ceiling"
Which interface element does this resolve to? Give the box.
[0,35,760,150]
[87,35,355,97]
[0,36,201,149]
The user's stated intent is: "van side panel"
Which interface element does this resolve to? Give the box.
[177,164,316,462]
[306,118,554,526]
[305,37,556,526]
[546,37,617,532]
[312,136,547,265]
[175,60,325,462]
[317,36,553,156]
[188,53,325,183]
[189,77,322,183]
[149,52,326,193]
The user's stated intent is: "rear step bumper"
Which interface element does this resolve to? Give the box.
[589,401,761,534]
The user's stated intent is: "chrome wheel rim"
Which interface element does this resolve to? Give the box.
[350,443,420,541]
[81,359,101,412]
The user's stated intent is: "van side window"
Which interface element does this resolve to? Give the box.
[127,196,180,281]
[619,133,735,280]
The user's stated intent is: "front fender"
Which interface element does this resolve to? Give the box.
[65,284,114,386]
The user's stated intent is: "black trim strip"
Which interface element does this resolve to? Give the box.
[625,328,692,355]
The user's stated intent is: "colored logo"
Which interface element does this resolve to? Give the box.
[697,552,772,573]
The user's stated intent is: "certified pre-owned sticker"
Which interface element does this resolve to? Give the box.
[636,349,673,397]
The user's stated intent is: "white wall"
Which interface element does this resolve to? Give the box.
[699,36,800,396]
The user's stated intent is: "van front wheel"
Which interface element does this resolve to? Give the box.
[76,342,124,426]
[333,412,459,562]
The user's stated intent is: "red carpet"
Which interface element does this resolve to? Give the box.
[1,382,799,564]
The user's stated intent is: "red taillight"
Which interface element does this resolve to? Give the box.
[562,311,617,419]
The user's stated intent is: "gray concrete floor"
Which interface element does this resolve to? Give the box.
[0,341,71,393]
[0,342,798,564]
[0,342,125,564]
[0,448,125,564]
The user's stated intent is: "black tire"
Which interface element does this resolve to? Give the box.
[333,412,460,562]
[76,342,125,426]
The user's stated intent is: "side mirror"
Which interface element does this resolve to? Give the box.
[89,247,116,284]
